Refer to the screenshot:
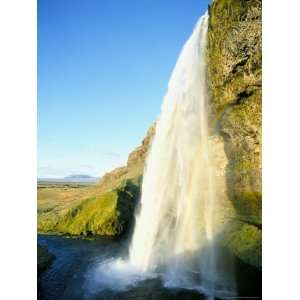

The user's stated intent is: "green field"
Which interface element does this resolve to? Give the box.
[37,179,140,236]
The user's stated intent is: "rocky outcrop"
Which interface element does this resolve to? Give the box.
[207,0,262,269]
[37,244,55,275]
[37,126,155,237]
[95,279,206,300]
[97,125,155,192]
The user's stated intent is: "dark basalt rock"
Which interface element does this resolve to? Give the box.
[94,279,207,300]
[37,244,55,275]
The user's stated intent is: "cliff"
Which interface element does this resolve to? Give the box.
[207,0,262,269]
[38,179,140,236]
[37,125,154,237]
[97,125,155,192]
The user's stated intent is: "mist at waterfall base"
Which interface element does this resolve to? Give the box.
[89,12,236,299]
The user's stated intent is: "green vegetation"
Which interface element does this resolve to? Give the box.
[37,125,153,237]
[37,183,102,233]
[207,0,262,117]
[222,91,262,224]
[38,123,154,237]
[38,179,140,236]
[223,221,261,270]
[37,0,262,274]
[207,0,262,269]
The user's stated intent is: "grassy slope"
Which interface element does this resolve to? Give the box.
[37,179,140,236]
[38,184,101,232]
[38,184,100,214]
[37,126,153,237]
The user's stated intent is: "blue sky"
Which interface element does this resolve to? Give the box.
[38,0,210,178]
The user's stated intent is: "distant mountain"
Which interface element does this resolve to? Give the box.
[64,174,97,179]
[38,174,99,184]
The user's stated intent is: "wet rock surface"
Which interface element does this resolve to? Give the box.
[38,244,55,275]
[94,279,206,300]
[207,0,262,269]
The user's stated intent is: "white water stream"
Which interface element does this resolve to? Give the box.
[128,11,219,296]
[97,11,235,299]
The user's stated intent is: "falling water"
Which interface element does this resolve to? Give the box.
[95,11,235,299]
[126,12,233,298]
[129,11,211,270]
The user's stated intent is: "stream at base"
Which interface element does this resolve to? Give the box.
[38,235,208,300]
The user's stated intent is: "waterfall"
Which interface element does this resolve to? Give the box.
[126,12,234,298]
[129,12,211,270]
[94,11,235,300]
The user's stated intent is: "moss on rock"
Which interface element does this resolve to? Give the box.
[223,220,262,270]
[207,0,262,269]
[221,91,262,224]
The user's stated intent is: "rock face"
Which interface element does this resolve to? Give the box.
[207,0,262,269]
[37,244,55,275]
[97,125,155,192]
[95,279,206,300]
